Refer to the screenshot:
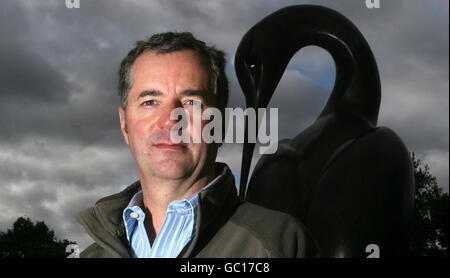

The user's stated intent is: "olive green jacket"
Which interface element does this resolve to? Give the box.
[76,163,318,258]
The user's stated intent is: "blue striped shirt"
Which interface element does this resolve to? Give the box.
[122,175,220,258]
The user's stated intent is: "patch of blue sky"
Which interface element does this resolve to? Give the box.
[286,64,336,91]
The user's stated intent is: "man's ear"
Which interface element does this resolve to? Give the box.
[118,106,129,145]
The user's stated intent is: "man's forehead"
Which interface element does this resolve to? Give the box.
[131,50,206,81]
[130,50,212,96]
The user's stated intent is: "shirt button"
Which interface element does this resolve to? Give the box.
[130,212,139,219]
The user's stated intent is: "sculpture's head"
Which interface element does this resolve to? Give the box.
[234,8,295,110]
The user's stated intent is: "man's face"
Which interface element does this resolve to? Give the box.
[119,50,217,180]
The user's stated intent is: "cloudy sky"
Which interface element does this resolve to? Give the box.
[0,0,448,251]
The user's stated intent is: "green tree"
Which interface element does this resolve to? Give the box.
[0,217,76,258]
[410,153,449,257]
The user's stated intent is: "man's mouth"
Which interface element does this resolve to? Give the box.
[153,142,187,151]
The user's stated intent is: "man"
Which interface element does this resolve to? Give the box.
[77,32,318,258]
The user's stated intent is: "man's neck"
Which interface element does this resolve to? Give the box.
[138,169,215,244]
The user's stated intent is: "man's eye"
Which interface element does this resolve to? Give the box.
[184,99,202,106]
[142,100,157,106]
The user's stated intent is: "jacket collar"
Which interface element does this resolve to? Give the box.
[77,162,241,258]
[179,162,242,257]
[76,181,140,258]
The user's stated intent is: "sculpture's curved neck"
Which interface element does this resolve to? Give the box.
[236,5,382,197]
[276,5,381,127]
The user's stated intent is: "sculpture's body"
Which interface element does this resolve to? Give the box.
[235,5,415,257]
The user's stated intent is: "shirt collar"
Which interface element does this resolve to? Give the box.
[122,170,225,228]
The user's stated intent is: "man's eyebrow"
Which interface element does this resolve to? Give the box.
[137,90,163,99]
[179,90,209,98]
[136,89,211,101]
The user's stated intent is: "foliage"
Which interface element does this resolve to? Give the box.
[410,153,449,257]
[0,217,76,258]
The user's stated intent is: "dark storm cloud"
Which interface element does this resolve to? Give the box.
[0,137,137,190]
[0,44,72,104]
[0,1,121,146]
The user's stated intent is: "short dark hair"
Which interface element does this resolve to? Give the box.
[118,32,228,112]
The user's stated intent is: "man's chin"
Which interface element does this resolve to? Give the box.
[151,160,193,180]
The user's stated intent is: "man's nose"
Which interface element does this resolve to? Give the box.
[156,102,182,130]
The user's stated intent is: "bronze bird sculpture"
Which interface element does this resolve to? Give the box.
[235,5,415,257]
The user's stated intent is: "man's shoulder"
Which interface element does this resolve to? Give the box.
[231,202,305,235]
[230,202,319,257]
[234,202,296,223]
